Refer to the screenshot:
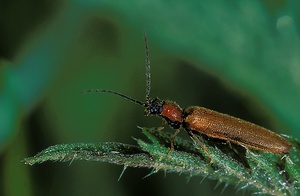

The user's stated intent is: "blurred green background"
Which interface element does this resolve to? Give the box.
[1,0,299,195]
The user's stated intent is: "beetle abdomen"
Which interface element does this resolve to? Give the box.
[183,107,292,153]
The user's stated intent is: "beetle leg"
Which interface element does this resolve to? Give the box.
[226,140,232,149]
[167,129,180,158]
[188,131,211,162]
[155,119,166,131]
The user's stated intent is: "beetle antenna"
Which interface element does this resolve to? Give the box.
[81,89,146,107]
[144,31,151,102]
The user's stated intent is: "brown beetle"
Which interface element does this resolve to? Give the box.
[83,33,292,154]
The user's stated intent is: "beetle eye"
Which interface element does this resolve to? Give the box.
[144,98,163,116]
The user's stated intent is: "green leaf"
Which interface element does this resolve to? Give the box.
[23,127,300,195]
[23,142,153,167]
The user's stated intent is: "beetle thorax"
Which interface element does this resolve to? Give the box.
[160,101,183,129]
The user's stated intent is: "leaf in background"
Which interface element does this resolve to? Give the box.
[1,0,299,148]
